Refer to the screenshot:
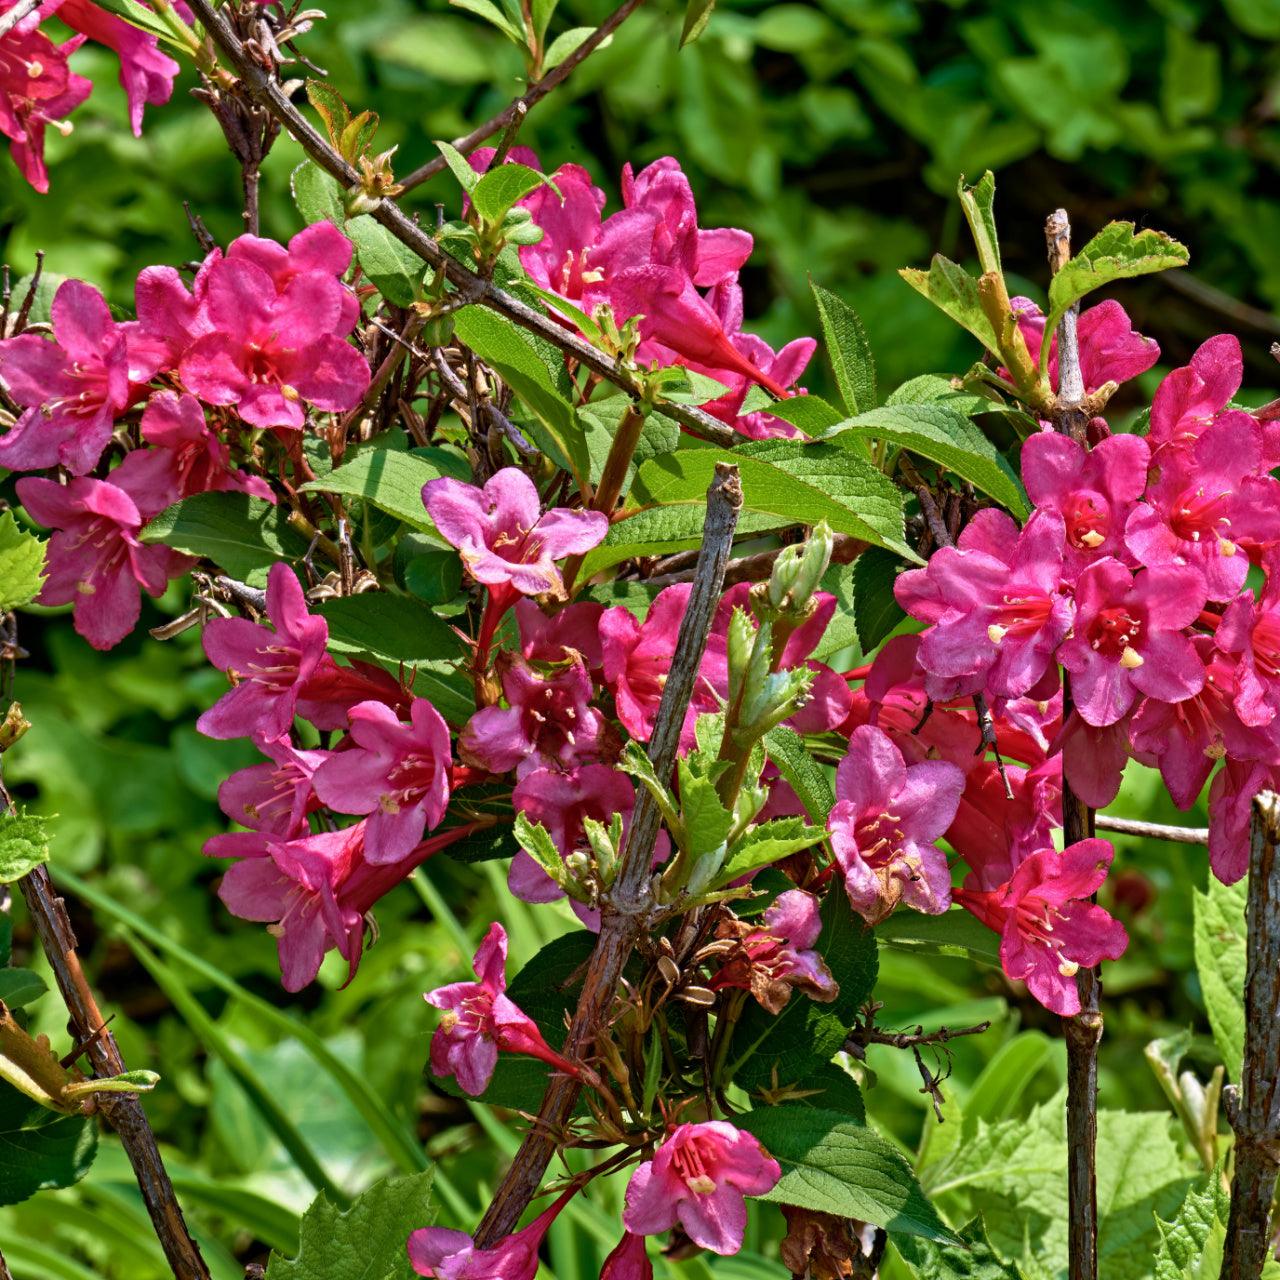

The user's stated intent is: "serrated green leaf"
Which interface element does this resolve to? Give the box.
[876,906,1001,963]
[0,969,45,1009]
[828,403,1028,517]
[347,216,428,307]
[812,281,877,415]
[398,543,463,604]
[0,1080,97,1207]
[0,512,46,612]
[0,811,50,883]
[719,816,826,883]
[852,546,907,651]
[512,813,570,886]
[1153,1170,1228,1280]
[957,171,1001,276]
[893,1216,1023,1278]
[1192,872,1246,1078]
[735,1104,956,1242]
[305,80,351,147]
[266,1170,435,1280]
[750,393,846,435]
[886,374,997,418]
[680,0,716,46]
[677,759,733,857]
[470,163,557,224]
[763,725,835,825]
[291,161,345,227]
[141,492,311,586]
[77,0,175,42]
[900,256,1001,358]
[300,448,448,531]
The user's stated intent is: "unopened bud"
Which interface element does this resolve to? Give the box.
[565,851,592,880]
[0,702,30,751]
[791,520,833,605]
[766,544,805,609]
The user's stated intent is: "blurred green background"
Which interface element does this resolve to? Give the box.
[0,0,1274,1276]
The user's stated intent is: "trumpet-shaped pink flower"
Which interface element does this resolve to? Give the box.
[295,654,412,731]
[423,469,607,599]
[425,922,579,1096]
[710,889,838,1013]
[827,724,964,924]
[1060,710,1133,810]
[179,257,369,429]
[514,597,604,670]
[623,1121,781,1256]
[15,473,179,650]
[312,698,452,864]
[1214,550,1280,729]
[1208,758,1278,886]
[1057,559,1206,727]
[134,257,216,369]
[1012,298,1159,393]
[954,839,1128,1016]
[197,562,329,742]
[895,509,1073,700]
[408,1190,575,1280]
[0,279,160,473]
[600,1232,653,1280]
[1020,431,1148,579]
[459,654,610,778]
[206,737,327,844]
[1147,333,1243,456]
[1125,414,1280,602]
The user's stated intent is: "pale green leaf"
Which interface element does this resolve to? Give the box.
[300,448,449,531]
[0,811,50,884]
[347,216,427,307]
[1192,872,1247,1078]
[290,160,345,227]
[900,256,1001,358]
[0,512,46,612]
[719,816,826,883]
[762,725,835,825]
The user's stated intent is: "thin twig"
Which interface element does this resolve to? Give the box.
[398,0,648,191]
[843,1019,990,1055]
[1220,791,1280,1280]
[1094,815,1209,845]
[431,349,538,459]
[473,463,742,1246]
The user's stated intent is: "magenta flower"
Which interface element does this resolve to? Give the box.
[207,737,327,843]
[623,1121,781,1256]
[1214,549,1280,729]
[179,256,369,429]
[895,509,1073,700]
[425,922,579,1096]
[295,654,412,732]
[1012,297,1159,393]
[601,584,728,742]
[1060,710,1133,810]
[710,889,838,1013]
[1208,758,1278,886]
[15,473,179,650]
[954,839,1128,1016]
[197,562,329,742]
[827,724,964,924]
[600,1232,653,1280]
[312,698,451,864]
[408,1190,575,1280]
[134,256,215,369]
[0,279,160,473]
[1020,430,1149,580]
[514,597,604,670]
[423,469,607,600]
[1125,413,1280,601]
[1057,558,1206,727]
[459,654,610,778]
[1147,333,1243,456]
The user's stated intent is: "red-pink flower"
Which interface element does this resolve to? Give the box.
[206,737,327,844]
[954,839,1128,1016]
[514,597,604,670]
[197,562,329,742]
[1057,558,1206,727]
[424,922,579,1096]
[423,469,607,599]
[0,279,160,473]
[623,1121,781,1256]
[295,654,412,731]
[1147,333,1243,457]
[600,1232,653,1280]
[827,724,964,924]
[312,698,451,863]
[16,473,179,650]
[1208,758,1277,886]
[1059,710,1134,810]
[1012,297,1159,393]
[1214,549,1280,729]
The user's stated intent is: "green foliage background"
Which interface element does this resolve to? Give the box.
[0,0,1276,1276]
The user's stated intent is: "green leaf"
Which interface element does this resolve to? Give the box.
[730,889,876,1089]
[398,543,463,604]
[1153,1171,1228,1280]
[1043,222,1189,354]
[544,25,605,67]
[0,811,50,883]
[957,171,1002,276]
[305,80,351,146]
[828,403,1028,517]
[900,256,1001,358]
[763,726,835,825]
[141,492,311,586]
[78,0,175,41]
[290,161,345,227]
[680,0,716,47]
[434,140,481,194]
[892,1217,1023,1279]
[720,816,826,883]
[678,759,733,857]
[811,281,877,415]
[300,448,448,531]
[0,969,46,1009]
[876,907,1001,962]
[1192,872,1246,1078]
[470,163,557,225]
[512,813,572,889]
[750,393,847,435]
[886,374,999,418]
[0,1080,97,1207]
[784,1060,866,1123]
[347,216,428,308]
[449,0,523,43]
[852,547,907,651]
[735,1104,957,1242]
[266,1170,436,1280]
[0,512,46,612]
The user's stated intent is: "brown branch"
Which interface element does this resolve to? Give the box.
[1220,791,1280,1280]
[18,867,210,1280]
[182,0,739,450]
[398,0,648,191]
[642,532,868,588]
[473,462,742,1246]
[1094,815,1209,845]
[0,0,40,39]
[843,1019,990,1055]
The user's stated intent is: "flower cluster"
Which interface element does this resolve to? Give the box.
[0,224,370,648]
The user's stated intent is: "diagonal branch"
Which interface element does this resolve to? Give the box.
[398,0,648,192]
[182,0,739,449]
[472,462,742,1247]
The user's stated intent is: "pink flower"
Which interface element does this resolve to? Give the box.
[895,509,1073,700]
[0,279,159,473]
[15,473,179,650]
[311,698,452,863]
[225,222,359,334]
[827,724,964,924]
[515,597,604,670]
[459,653,611,778]
[1208,758,1277,886]
[601,584,728,742]
[408,1190,575,1280]
[424,922,579,1096]
[1125,414,1280,601]
[1060,710,1133,810]
[954,839,1128,1016]
[0,14,90,193]
[197,562,329,742]
[1214,549,1280,729]
[1012,298,1159,393]
[179,256,369,429]
[1020,431,1148,580]
[710,889,838,1013]
[1057,559,1206,727]
[206,737,327,843]
[423,469,607,599]
[295,654,412,731]
[623,1121,781,1256]
[600,1232,653,1280]
[1148,334,1243,456]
